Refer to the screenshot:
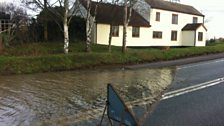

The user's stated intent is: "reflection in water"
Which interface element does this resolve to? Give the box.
[0,68,175,126]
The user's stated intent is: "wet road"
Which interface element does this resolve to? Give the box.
[143,58,224,126]
[0,68,174,126]
[170,58,224,91]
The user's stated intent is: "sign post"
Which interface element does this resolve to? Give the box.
[99,84,139,126]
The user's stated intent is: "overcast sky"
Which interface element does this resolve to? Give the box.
[181,0,224,39]
[1,0,224,39]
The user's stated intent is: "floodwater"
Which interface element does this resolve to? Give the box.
[0,67,175,126]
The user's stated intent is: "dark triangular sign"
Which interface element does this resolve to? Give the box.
[107,84,139,126]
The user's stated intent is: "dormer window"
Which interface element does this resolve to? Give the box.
[156,12,160,21]
[193,17,198,23]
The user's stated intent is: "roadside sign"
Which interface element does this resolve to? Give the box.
[107,84,139,126]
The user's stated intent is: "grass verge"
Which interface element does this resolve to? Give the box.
[0,42,224,74]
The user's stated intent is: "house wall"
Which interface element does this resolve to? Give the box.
[126,26,152,46]
[95,7,206,47]
[149,8,204,46]
[97,24,116,45]
[182,31,195,46]
[96,24,152,46]
[195,26,207,46]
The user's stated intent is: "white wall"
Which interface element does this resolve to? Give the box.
[182,31,195,46]
[96,24,152,46]
[96,8,206,47]
[149,8,204,46]
[126,27,152,46]
[97,24,123,46]
[195,26,207,46]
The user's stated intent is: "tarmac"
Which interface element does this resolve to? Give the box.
[125,53,224,69]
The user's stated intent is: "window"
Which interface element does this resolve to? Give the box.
[193,17,198,23]
[156,12,160,21]
[171,31,177,41]
[198,32,203,41]
[153,31,162,39]
[172,14,178,24]
[0,20,10,31]
[132,27,140,37]
[112,25,119,37]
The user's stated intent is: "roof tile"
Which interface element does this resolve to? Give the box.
[145,0,204,16]
[182,23,207,31]
[80,0,150,27]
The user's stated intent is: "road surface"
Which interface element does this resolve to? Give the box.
[143,58,224,126]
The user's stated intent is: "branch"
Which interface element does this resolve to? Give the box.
[127,0,137,24]
[68,0,81,25]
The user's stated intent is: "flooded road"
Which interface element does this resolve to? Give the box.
[0,68,175,126]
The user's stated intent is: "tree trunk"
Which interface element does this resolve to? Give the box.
[108,24,112,52]
[44,0,48,42]
[64,0,69,54]
[122,0,128,53]
[85,0,91,52]
[0,34,3,53]
[122,24,127,53]
[44,22,48,41]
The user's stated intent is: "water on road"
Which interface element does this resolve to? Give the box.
[0,68,174,126]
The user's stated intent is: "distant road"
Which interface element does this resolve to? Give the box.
[143,58,224,126]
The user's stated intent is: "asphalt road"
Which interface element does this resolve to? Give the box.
[169,58,224,91]
[142,58,224,126]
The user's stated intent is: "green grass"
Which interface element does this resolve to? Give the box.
[0,41,224,74]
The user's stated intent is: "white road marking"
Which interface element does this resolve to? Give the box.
[162,77,224,100]
[177,59,224,70]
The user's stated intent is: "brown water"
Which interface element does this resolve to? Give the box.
[0,68,175,126]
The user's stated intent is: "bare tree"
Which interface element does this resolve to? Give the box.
[22,0,48,41]
[107,0,119,52]
[85,0,92,52]
[122,0,128,53]
[85,0,102,52]
[122,0,136,53]
[23,0,80,54]
[43,0,48,41]
[0,34,2,53]
[63,0,69,53]
[0,2,29,45]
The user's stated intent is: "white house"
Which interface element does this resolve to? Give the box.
[78,0,207,47]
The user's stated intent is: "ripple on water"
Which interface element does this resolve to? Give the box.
[0,68,175,126]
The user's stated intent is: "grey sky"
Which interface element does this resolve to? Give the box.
[1,0,224,39]
[181,0,224,39]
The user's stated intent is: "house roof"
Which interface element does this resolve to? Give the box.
[145,0,204,16]
[182,23,207,31]
[79,0,150,27]
[0,12,10,20]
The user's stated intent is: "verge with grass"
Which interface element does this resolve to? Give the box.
[0,42,224,74]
